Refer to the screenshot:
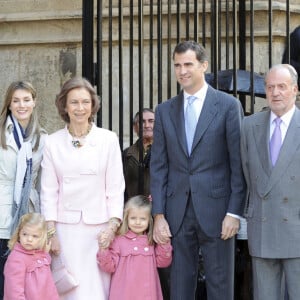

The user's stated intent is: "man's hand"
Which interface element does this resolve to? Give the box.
[153,214,172,244]
[221,215,240,240]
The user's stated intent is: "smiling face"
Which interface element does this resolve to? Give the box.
[265,66,298,117]
[9,89,35,128]
[127,207,150,235]
[65,87,92,126]
[173,49,208,95]
[19,224,43,251]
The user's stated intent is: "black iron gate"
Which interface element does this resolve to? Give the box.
[82,1,295,299]
[82,0,294,149]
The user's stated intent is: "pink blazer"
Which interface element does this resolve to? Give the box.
[41,124,125,224]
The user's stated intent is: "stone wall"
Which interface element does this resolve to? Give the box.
[0,0,299,138]
[0,0,82,132]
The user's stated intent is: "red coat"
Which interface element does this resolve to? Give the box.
[4,243,59,300]
[97,231,172,300]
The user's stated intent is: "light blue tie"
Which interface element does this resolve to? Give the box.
[269,117,282,166]
[185,95,198,154]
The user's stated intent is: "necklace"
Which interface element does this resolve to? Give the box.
[68,124,92,148]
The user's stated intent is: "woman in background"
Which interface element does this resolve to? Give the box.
[41,77,124,300]
[0,81,46,299]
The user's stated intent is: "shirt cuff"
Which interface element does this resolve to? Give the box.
[226,212,241,219]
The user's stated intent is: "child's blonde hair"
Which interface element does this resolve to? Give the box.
[8,213,48,251]
[118,195,154,245]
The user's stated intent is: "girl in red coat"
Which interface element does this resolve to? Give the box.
[4,213,59,300]
[97,195,172,300]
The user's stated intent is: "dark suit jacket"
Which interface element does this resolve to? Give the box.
[150,86,246,237]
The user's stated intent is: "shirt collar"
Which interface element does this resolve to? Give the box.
[270,105,296,126]
[125,230,147,239]
[184,82,208,102]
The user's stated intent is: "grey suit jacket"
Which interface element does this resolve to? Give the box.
[241,108,300,258]
[150,86,246,237]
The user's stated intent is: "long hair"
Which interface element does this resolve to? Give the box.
[0,81,44,151]
[8,213,48,251]
[118,195,154,245]
[55,77,100,123]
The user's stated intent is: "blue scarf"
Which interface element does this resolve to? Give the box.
[10,115,33,235]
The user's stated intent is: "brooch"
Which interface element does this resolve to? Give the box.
[71,140,82,148]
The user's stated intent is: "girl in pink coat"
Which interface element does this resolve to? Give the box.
[97,195,172,300]
[4,213,59,300]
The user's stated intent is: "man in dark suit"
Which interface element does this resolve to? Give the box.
[150,40,246,300]
[241,64,300,300]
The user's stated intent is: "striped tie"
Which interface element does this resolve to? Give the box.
[185,95,198,154]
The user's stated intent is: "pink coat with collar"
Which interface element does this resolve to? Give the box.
[97,231,172,300]
[4,243,59,300]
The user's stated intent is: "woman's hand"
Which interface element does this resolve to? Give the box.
[97,218,121,249]
[49,235,61,255]
[45,240,52,253]
[97,229,115,249]
[47,222,60,255]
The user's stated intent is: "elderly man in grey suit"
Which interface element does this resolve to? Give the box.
[150,40,246,300]
[241,64,300,300]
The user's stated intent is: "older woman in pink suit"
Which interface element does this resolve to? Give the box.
[40,77,125,300]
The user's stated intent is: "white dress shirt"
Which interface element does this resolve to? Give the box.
[184,83,208,120]
[269,105,296,143]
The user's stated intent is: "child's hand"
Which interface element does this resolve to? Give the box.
[97,229,115,249]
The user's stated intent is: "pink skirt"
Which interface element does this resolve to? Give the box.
[57,219,110,300]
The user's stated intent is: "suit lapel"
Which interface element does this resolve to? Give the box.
[265,108,300,193]
[170,91,189,156]
[253,111,272,176]
[191,86,218,153]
